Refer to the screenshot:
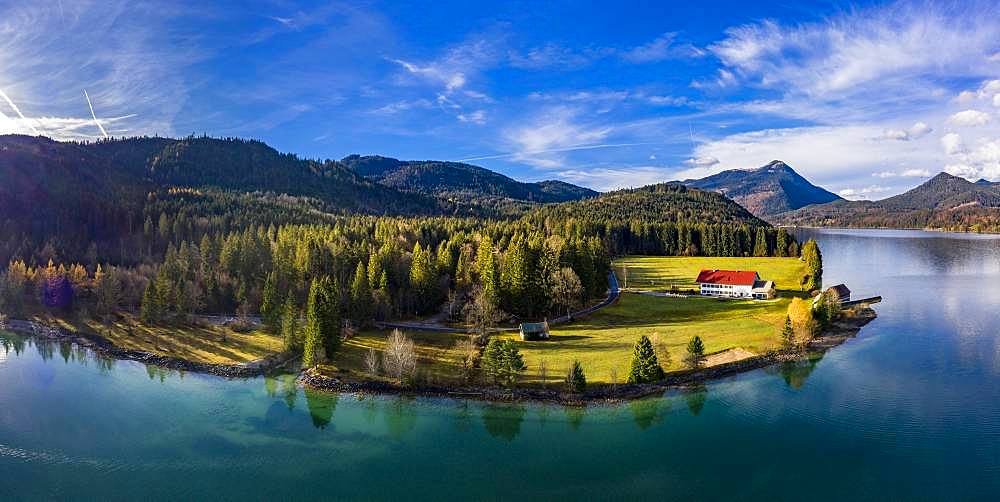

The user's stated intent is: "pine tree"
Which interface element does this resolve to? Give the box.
[476,235,499,301]
[499,234,535,317]
[781,315,795,349]
[350,260,371,325]
[753,228,769,257]
[140,279,160,324]
[685,335,705,368]
[280,294,300,353]
[409,243,437,314]
[626,335,665,383]
[302,278,326,367]
[775,228,790,257]
[565,360,587,393]
[801,239,823,291]
[261,271,281,333]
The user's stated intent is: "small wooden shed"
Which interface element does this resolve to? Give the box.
[519,321,550,341]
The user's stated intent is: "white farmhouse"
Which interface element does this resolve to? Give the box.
[696,269,775,300]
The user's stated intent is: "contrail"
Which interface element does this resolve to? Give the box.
[457,142,659,162]
[0,88,40,135]
[84,89,109,138]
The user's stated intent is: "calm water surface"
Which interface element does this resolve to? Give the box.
[3,228,1000,500]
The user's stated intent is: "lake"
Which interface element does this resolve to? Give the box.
[3,228,1000,500]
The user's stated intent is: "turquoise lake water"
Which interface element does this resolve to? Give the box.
[3,228,1000,500]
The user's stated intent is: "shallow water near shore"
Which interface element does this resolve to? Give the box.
[4,228,1000,499]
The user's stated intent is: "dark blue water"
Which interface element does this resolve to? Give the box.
[3,229,1000,500]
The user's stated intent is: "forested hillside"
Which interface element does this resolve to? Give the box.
[342,155,597,204]
[775,172,1000,232]
[1,134,798,367]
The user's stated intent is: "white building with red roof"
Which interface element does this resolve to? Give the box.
[696,269,775,300]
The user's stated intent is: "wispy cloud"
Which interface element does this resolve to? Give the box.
[620,32,704,63]
[0,0,207,140]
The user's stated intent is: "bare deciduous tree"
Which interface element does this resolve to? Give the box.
[365,347,380,375]
[462,285,502,346]
[383,329,417,382]
[538,358,549,388]
[550,267,583,316]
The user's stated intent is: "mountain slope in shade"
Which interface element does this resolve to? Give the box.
[341,155,598,203]
[774,172,1000,231]
[683,160,842,216]
[528,182,768,227]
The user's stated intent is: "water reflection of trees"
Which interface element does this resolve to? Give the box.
[385,397,418,438]
[769,353,824,390]
[482,403,527,441]
[304,388,338,429]
[683,384,708,416]
[560,405,585,431]
[630,397,672,429]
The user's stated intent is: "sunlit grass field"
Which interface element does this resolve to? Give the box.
[25,311,283,365]
[330,255,807,385]
[613,255,809,292]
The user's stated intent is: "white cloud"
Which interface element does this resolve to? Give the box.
[707,4,1000,98]
[994,95,1000,108]
[941,132,966,155]
[457,109,486,124]
[873,168,931,178]
[0,1,204,139]
[556,166,673,191]
[839,185,892,200]
[880,121,933,141]
[948,110,991,127]
[620,33,703,63]
[684,156,720,168]
[504,107,613,168]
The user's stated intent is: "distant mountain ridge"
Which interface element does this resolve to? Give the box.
[528,182,767,227]
[682,160,842,216]
[341,155,598,203]
[774,172,1000,232]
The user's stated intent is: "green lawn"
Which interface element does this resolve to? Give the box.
[324,256,810,387]
[614,255,809,292]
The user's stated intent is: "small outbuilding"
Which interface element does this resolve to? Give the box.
[828,284,851,303]
[519,321,550,341]
[751,280,776,300]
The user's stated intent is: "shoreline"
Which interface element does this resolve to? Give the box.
[299,306,879,405]
[1,319,294,378]
[2,307,877,404]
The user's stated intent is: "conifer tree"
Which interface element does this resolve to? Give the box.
[261,270,281,333]
[476,235,499,301]
[753,228,769,257]
[565,361,587,393]
[140,279,160,324]
[781,315,795,349]
[281,294,300,353]
[685,335,705,368]
[350,260,371,325]
[627,335,665,383]
[775,228,790,257]
[302,278,327,367]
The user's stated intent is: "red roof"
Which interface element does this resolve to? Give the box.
[696,269,758,286]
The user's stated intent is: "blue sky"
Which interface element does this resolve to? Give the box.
[2,0,1000,197]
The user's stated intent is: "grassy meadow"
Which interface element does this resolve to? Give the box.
[24,310,283,365]
[614,255,810,292]
[328,256,808,386]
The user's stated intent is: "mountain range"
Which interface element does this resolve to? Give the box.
[682,160,842,216]
[341,155,597,204]
[0,134,769,263]
[773,172,1000,232]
